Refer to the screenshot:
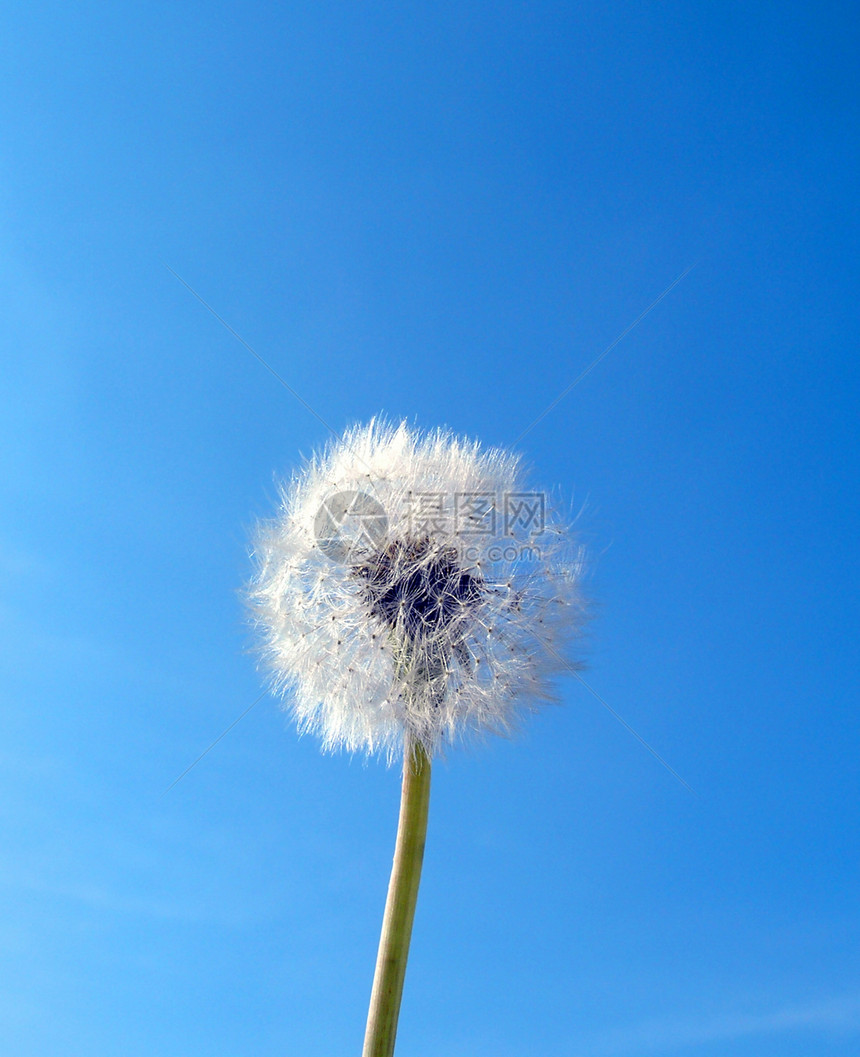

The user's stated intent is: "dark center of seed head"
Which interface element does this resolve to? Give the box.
[354,537,484,641]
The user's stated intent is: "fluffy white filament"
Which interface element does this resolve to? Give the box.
[248,419,585,760]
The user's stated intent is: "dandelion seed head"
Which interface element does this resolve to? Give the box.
[248,419,586,760]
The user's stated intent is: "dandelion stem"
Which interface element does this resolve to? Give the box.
[362,739,431,1057]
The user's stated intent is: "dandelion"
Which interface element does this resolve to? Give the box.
[248,419,585,1056]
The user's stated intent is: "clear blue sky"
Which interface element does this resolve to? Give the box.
[2,3,858,1055]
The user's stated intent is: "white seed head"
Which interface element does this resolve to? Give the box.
[247,419,586,760]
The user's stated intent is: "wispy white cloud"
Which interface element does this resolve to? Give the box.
[0,859,276,929]
[591,992,860,1054]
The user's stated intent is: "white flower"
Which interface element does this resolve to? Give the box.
[248,419,585,760]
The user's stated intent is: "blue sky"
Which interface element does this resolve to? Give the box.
[1,2,858,1055]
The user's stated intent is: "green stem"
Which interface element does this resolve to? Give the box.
[362,740,432,1057]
